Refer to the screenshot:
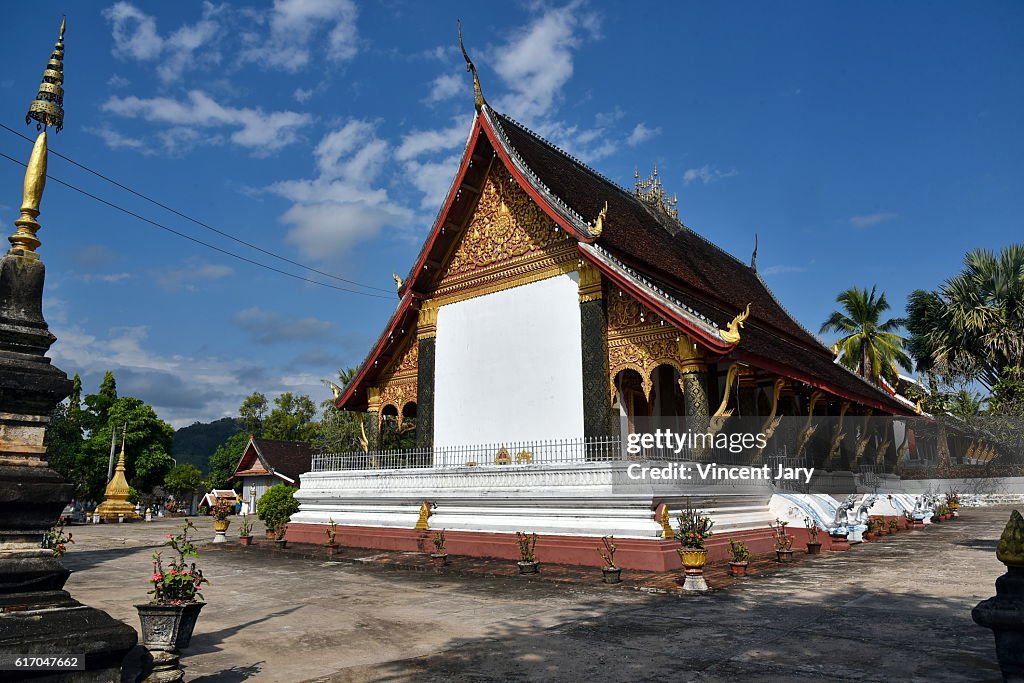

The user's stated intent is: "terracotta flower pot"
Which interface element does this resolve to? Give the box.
[806,542,822,555]
[602,567,622,584]
[431,553,449,567]
[325,544,341,557]
[136,602,204,652]
[275,538,288,550]
[776,549,795,563]
[863,532,874,541]
[518,561,540,574]
[729,561,749,576]
[239,535,253,546]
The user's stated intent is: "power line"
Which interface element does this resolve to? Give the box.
[0,150,395,299]
[0,122,395,294]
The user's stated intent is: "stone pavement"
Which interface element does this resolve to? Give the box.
[61,507,1011,682]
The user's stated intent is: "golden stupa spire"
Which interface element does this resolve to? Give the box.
[95,429,140,521]
[9,17,66,258]
[457,20,487,111]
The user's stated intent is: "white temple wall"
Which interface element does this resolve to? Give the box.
[433,273,584,449]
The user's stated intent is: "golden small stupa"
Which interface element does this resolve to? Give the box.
[95,435,140,521]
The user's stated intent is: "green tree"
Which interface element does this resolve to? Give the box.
[314,368,365,453]
[207,432,248,490]
[238,392,269,436]
[82,397,175,497]
[263,392,318,441]
[820,286,910,384]
[44,374,86,493]
[83,371,118,433]
[906,245,1024,392]
[164,463,204,498]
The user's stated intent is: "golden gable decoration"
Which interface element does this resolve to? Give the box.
[607,284,703,400]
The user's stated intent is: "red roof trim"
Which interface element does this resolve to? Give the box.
[578,247,734,353]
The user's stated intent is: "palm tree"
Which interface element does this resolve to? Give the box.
[820,286,910,384]
[906,245,1024,391]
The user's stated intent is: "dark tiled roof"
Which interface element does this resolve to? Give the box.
[489,111,907,413]
[252,438,313,482]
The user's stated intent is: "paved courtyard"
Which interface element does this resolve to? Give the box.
[62,507,1011,682]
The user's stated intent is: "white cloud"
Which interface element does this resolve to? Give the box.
[405,155,460,210]
[761,265,806,276]
[48,323,327,428]
[493,1,600,120]
[395,117,471,162]
[241,0,359,72]
[101,90,311,155]
[81,272,131,284]
[425,73,463,104]
[268,121,415,262]
[683,164,739,185]
[850,212,898,228]
[294,87,314,104]
[85,126,147,152]
[152,259,234,291]
[107,74,131,88]
[626,122,660,147]
[231,307,333,344]
[103,2,221,83]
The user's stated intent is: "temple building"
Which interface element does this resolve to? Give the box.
[231,437,313,514]
[288,41,914,569]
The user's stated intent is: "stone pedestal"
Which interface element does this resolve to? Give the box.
[141,649,185,683]
[973,511,1024,682]
[0,251,138,679]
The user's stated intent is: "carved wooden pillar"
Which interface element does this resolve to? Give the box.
[578,261,614,440]
[679,362,709,435]
[416,301,438,450]
[365,387,382,451]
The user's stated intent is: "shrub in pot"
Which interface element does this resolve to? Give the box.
[431,529,448,566]
[804,517,822,554]
[676,502,714,591]
[257,484,299,539]
[728,538,750,576]
[136,520,208,651]
[238,516,254,546]
[772,519,794,562]
[516,531,539,574]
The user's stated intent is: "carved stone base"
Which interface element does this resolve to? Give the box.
[141,649,185,683]
[973,566,1024,682]
[681,572,708,591]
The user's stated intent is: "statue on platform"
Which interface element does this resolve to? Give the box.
[831,494,859,527]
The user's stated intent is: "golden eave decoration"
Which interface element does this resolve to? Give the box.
[634,165,678,220]
[719,304,751,345]
[590,201,608,238]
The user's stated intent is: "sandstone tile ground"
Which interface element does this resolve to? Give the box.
[62,507,1010,682]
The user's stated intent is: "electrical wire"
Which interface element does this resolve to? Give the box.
[0,122,394,294]
[0,149,395,299]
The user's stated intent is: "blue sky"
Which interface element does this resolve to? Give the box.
[0,2,1020,427]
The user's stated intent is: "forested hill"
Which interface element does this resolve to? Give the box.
[172,417,244,473]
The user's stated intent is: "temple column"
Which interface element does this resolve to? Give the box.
[365,387,382,451]
[679,362,709,434]
[416,300,438,450]
[578,261,614,440]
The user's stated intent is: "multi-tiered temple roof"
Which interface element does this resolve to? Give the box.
[338,101,910,416]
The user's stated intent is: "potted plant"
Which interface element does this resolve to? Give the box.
[515,531,539,574]
[257,484,299,539]
[238,516,254,546]
[887,518,899,534]
[42,523,74,556]
[136,520,208,652]
[597,536,621,583]
[324,518,341,556]
[804,517,822,555]
[946,489,961,512]
[212,500,232,532]
[772,519,794,562]
[273,521,289,549]
[728,538,750,576]
[933,504,947,523]
[431,529,449,566]
[676,502,714,591]
[863,518,876,542]
[873,517,888,536]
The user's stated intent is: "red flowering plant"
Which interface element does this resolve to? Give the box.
[42,523,74,557]
[675,502,714,550]
[148,520,209,605]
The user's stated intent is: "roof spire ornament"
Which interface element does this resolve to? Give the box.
[9,16,66,258]
[457,20,487,110]
[633,165,679,220]
[750,233,758,272]
[590,201,608,238]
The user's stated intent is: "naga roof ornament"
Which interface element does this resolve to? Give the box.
[720,303,751,344]
[458,20,487,111]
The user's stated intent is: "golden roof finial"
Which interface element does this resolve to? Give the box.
[9,17,66,258]
[720,303,751,344]
[457,20,487,110]
[27,16,66,133]
[392,272,404,291]
[634,165,679,220]
[590,201,608,238]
